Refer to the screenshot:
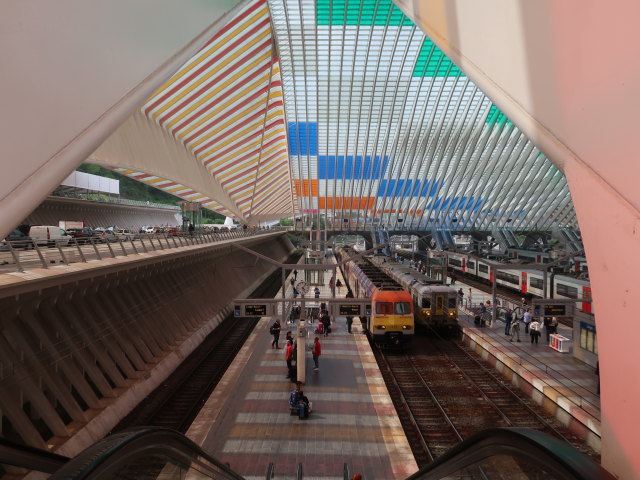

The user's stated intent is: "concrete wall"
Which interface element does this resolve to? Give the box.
[23,196,182,230]
[0,234,293,458]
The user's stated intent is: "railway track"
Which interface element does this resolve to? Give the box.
[112,252,301,433]
[372,331,597,468]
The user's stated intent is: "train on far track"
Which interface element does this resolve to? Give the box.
[446,251,592,313]
[336,246,414,347]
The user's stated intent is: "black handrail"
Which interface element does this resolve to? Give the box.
[48,427,245,480]
[0,437,69,473]
[406,428,615,480]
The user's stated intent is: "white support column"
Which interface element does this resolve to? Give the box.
[296,299,307,384]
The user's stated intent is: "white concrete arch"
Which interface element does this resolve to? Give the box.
[394,1,640,477]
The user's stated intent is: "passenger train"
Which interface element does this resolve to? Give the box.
[446,251,593,313]
[336,246,414,347]
[505,247,588,276]
[369,256,459,331]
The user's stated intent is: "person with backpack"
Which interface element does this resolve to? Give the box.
[270,319,281,349]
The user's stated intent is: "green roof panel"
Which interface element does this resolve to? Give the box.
[413,38,465,77]
[316,0,413,26]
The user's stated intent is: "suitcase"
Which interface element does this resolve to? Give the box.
[316,323,324,334]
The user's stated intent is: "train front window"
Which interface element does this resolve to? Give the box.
[421,298,431,308]
[395,302,411,314]
[376,302,393,315]
[448,298,457,308]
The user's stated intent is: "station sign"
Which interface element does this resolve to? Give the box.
[329,300,372,318]
[543,304,568,316]
[234,303,275,317]
[532,301,575,317]
[338,304,362,316]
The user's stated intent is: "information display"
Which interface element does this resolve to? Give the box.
[544,304,567,316]
[244,304,268,316]
[339,304,362,316]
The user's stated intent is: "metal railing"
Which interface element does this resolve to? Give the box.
[0,228,286,274]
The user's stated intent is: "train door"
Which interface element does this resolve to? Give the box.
[462,257,466,273]
[574,260,581,274]
[489,266,494,283]
[435,293,445,317]
[521,272,528,294]
[536,254,542,263]
[582,286,592,313]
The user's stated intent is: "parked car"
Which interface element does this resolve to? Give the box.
[113,228,136,241]
[29,225,71,247]
[93,228,118,243]
[66,227,95,244]
[1,228,33,250]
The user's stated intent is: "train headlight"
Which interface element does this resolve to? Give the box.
[402,325,412,330]
[376,325,386,330]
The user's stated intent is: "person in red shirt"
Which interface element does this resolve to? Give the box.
[312,337,321,371]
[285,340,294,378]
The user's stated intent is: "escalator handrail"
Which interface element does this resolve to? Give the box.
[405,428,614,480]
[49,427,245,480]
[0,436,69,473]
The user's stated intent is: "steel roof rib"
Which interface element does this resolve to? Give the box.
[426,84,485,229]
[378,19,418,231]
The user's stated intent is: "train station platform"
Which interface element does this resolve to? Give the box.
[187,264,418,480]
[457,283,601,452]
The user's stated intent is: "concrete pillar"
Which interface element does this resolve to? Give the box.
[40,302,115,398]
[296,300,307,384]
[0,334,69,437]
[23,306,101,410]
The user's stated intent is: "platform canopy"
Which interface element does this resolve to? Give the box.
[87,0,576,230]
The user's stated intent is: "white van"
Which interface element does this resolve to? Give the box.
[29,226,71,247]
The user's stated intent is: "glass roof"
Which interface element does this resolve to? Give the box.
[269,0,576,230]
[106,0,577,230]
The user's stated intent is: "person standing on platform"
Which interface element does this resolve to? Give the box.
[504,308,513,336]
[312,336,321,370]
[346,315,354,333]
[285,340,294,378]
[523,309,532,334]
[314,286,320,299]
[510,318,521,342]
[321,311,331,337]
[293,269,298,281]
[549,316,559,341]
[271,319,281,349]
[336,278,343,293]
[529,318,542,344]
